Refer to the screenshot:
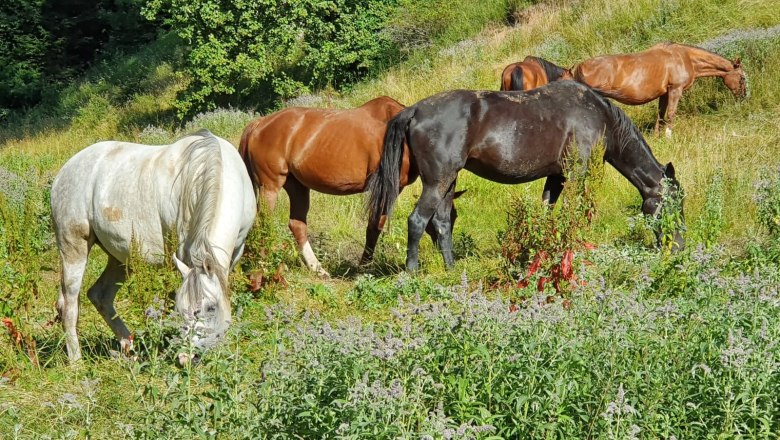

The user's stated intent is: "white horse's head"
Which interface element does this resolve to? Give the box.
[173,253,231,362]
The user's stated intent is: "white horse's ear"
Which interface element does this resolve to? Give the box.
[173,254,191,277]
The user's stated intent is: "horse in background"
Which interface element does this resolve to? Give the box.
[239,96,461,277]
[367,81,684,272]
[499,56,573,91]
[51,130,257,363]
[573,42,747,137]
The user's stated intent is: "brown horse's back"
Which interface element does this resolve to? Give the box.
[240,96,406,196]
[573,44,693,105]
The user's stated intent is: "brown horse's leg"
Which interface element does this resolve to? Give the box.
[665,87,683,138]
[360,214,385,265]
[655,93,669,135]
[542,174,566,205]
[284,177,329,277]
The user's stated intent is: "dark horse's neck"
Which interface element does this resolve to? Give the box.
[601,100,665,202]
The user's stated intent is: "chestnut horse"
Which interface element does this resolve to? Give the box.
[367,81,684,272]
[573,43,747,137]
[240,96,460,276]
[499,56,573,91]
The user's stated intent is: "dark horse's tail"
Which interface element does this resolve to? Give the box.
[505,66,524,91]
[365,106,417,223]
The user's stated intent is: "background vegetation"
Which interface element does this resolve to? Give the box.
[2,0,780,438]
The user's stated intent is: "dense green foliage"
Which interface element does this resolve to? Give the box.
[0,0,157,113]
[142,0,399,115]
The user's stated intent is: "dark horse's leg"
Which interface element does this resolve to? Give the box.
[361,190,462,266]
[542,174,566,205]
[406,180,456,271]
[284,176,329,277]
[655,93,669,136]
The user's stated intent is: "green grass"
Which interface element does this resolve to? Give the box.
[2,0,780,437]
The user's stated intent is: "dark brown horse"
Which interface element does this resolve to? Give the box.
[239,96,459,276]
[500,56,573,91]
[573,42,747,137]
[367,81,684,271]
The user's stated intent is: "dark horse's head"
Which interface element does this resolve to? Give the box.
[640,162,685,252]
[723,57,748,99]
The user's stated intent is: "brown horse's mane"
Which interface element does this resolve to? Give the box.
[526,56,569,82]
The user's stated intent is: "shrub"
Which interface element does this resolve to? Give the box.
[142,0,399,115]
[498,146,602,294]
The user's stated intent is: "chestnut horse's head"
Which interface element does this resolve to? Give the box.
[723,57,747,99]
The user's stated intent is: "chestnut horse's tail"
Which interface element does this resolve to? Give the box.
[366,106,416,224]
[238,119,262,190]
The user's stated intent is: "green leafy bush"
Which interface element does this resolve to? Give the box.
[142,0,399,115]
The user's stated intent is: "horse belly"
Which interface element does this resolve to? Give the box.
[290,129,378,195]
[465,155,558,184]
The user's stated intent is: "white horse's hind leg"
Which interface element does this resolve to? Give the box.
[56,240,90,362]
[87,255,132,354]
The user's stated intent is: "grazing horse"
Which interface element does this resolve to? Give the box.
[499,56,573,91]
[573,42,747,137]
[239,96,460,276]
[367,81,684,271]
[51,130,256,363]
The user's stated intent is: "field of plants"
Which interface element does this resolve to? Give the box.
[2,0,780,438]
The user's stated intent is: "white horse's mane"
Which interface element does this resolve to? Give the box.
[174,129,229,296]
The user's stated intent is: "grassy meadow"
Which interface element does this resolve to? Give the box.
[2,0,780,438]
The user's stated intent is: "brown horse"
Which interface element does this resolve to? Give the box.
[239,96,460,276]
[499,56,572,91]
[573,42,747,137]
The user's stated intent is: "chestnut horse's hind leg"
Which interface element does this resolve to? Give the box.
[655,93,669,136]
[284,177,329,277]
[360,214,385,265]
[87,254,132,355]
[664,87,683,138]
[542,174,566,205]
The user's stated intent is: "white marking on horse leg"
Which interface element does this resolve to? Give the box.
[301,241,330,278]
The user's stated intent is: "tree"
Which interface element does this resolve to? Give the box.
[142,0,398,115]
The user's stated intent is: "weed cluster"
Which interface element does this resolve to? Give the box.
[498,146,602,294]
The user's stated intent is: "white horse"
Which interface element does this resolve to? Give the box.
[51,129,257,362]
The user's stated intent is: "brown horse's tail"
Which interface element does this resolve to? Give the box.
[366,106,416,224]
[238,119,261,190]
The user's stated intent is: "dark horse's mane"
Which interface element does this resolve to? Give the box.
[600,91,648,156]
[528,56,569,81]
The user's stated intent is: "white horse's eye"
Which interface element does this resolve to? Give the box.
[206,305,216,313]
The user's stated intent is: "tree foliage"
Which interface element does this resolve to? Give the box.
[142,0,399,115]
[0,0,158,113]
